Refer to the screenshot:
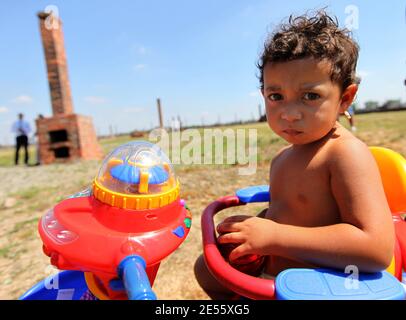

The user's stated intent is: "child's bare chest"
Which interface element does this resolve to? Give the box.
[268,148,340,226]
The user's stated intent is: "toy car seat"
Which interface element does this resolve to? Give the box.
[201,147,406,300]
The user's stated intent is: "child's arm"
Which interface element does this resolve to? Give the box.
[218,140,395,272]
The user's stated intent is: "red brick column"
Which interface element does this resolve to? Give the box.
[36,115,103,164]
[38,11,74,116]
[36,11,103,164]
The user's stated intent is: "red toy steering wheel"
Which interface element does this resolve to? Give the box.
[201,195,275,300]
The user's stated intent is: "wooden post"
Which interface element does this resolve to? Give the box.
[258,104,262,119]
[157,98,163,129]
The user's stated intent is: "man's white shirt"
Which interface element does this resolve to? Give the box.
[11,120,31,137]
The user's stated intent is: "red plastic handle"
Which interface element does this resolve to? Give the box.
[201,195,275,300]
[393,214,406,275]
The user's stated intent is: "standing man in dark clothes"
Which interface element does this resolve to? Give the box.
[11,113,31,165]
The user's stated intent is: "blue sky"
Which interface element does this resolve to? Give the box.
[1,0,406,145]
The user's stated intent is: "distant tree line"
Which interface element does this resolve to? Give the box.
[97,99,406,139]
[354,99,406,114]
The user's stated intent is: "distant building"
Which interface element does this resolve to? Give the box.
[379,100,403,110]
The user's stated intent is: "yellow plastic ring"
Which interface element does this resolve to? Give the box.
[385,255,396,276]
[92,179,180,210]
[84,272,111,300]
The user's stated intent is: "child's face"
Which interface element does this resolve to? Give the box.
[262,58,356,145]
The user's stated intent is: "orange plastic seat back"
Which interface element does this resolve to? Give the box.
[369,147,406,214]
[369,147,406,279]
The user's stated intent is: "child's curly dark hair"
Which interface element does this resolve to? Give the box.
[257,10,359,92]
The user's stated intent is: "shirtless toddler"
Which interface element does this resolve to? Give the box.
[194,10,395,299]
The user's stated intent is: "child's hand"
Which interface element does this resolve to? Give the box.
[216,215,276,262]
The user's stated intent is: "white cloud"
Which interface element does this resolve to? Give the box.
[0,106,8,113]
[137,46,147,55]
[249,90,260,97]
[357,70,370,79]
[241,5,254,16]
[11,95,33,104]
[84,96,108,105]
[131,44,149,56]
[242,31,252,38]
[123,107,144,113]
[134,64,147,70]
[116,32,128,43]
[92,84,110,90]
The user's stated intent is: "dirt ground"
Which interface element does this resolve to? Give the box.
[0,161,269,300]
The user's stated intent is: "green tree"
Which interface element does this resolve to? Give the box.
[364,101,379,110]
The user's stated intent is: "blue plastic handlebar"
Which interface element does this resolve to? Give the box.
[117,255,157,300]
[236,185,270,203]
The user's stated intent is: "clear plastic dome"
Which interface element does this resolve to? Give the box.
[95,141,177,196]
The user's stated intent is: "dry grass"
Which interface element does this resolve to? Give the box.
[1,111,406,299]
[0,160,269,300]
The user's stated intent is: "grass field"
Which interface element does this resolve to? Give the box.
[0,110,405,299]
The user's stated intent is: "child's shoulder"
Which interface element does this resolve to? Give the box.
[326,130,376,171]
[328,130,368,156]
[271,144,291,165]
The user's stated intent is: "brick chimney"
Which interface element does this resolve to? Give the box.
[38,11,74,116]
[36,11,103,164]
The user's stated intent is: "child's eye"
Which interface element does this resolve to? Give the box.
[268,93,283,101]
[303,92,320,100]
